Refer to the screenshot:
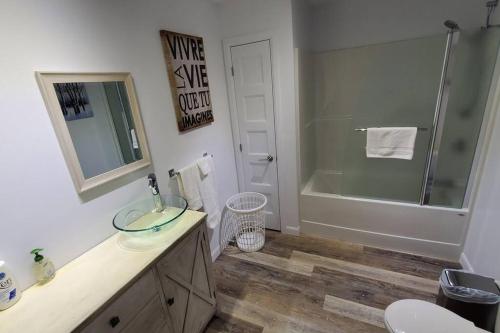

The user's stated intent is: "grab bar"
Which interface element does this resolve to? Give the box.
[354,127,428,132]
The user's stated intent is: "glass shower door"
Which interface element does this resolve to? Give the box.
[428,29,500,207]
[340,34,448,203]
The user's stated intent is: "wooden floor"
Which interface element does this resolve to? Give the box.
[205,231,461,333]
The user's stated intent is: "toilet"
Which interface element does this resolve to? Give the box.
[384,299,490,333]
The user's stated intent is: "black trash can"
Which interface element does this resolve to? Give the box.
[436,269,500,332]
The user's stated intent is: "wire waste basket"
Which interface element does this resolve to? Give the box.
[220,192,267,252]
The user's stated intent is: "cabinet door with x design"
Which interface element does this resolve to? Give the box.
[156,223,216,333]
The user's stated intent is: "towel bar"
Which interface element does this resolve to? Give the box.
[354,127,428,132]
[168,152,213,178]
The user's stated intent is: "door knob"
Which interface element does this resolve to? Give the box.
[259,154,274,162]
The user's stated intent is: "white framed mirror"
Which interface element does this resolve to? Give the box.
[36,72,151,193]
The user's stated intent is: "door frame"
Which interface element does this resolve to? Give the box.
[223,31,282,231]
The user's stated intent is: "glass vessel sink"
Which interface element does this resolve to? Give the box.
[113,195,188,235]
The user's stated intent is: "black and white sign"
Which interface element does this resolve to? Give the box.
[160,30,214,132]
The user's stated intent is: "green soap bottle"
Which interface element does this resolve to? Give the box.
[30,249,55,284]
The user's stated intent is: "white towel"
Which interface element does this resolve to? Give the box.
[197,157,211,177]
[177,163,203,210]
[197,156,221,230]
[366,127,417,160]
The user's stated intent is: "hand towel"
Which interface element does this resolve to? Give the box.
[197,157,211,177]
[366,127,417,160]
[197,156,221,230]
[177,163,203,210]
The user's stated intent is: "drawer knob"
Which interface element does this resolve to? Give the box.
[109,316,120,328]
[167,297,175,306]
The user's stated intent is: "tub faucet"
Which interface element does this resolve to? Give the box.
[148,173,164,212]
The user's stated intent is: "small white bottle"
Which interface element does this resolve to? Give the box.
[0,261,22,310]
[30,249,55,284]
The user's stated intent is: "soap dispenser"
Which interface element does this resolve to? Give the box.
[0,261,21,310]
[30,249,55,284]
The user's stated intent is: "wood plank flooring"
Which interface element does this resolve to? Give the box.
[205,231,461,333]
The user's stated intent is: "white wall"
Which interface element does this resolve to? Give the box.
[216,0,301,234]
[310,0,492,51]
[295,49,316,188]
[292,0,314,50]
[463,51,500,279]
[0,0,238,289]
[292,0,317,189]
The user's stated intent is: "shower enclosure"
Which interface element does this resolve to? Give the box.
[298,25,500,259]
[300,26,500,208]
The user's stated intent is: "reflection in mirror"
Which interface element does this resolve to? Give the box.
[54,81,142,179]
[37,72,151,194]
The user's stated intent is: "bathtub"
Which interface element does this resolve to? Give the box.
[300,171,469,261]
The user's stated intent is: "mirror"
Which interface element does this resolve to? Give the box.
[37,72,151,193]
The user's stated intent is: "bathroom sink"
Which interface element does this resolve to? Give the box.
[113,194,188,236]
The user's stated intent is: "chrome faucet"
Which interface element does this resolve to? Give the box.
[148,173,164,213]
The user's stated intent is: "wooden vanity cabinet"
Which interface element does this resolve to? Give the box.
[77,221,216,333]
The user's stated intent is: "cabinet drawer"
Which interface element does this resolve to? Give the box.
[121,295,170,333]
[81,270,157,333]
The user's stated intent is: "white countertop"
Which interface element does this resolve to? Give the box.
[0,210,206,333]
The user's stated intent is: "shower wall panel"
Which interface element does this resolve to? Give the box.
[313,35,446,202]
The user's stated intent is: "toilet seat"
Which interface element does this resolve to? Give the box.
[384,299,481,333]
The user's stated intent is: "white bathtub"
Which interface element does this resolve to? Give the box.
[300,171,469,261]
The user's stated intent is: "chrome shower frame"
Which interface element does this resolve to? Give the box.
[419,25,461,205]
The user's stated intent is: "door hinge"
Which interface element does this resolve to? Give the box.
[231,66,234,77]
[239,143,243,152]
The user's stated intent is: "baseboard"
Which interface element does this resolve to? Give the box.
[460,252,474,272]
[211,244,221,262]
[301,219,462,261]
[284,225,300,235]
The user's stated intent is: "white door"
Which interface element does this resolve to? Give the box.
[230,40,280,230]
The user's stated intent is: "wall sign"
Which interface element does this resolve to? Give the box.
[160,30,214,132]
